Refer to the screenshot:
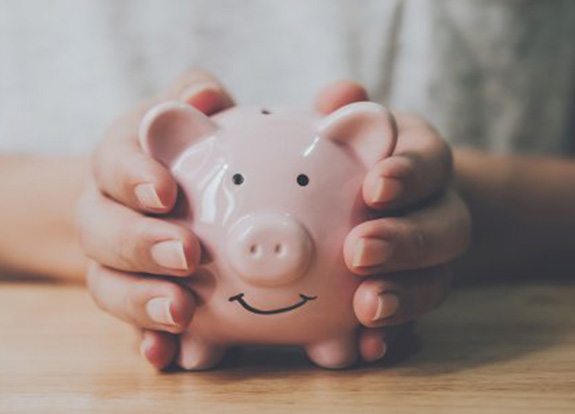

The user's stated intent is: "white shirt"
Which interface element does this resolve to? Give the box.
[1,0,574,154]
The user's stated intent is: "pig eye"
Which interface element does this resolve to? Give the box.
[297,174,309,187]
[232,173,244,185]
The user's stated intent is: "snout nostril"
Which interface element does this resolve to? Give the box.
[249,244,261,257]
[274,243,284,256]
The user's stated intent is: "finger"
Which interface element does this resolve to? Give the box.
[314,79,369,115]
[164,68,235,114]
[363,113,453,210]
[93,137,178,214]
[358,323,414,362]
[93,69,234,214]
[77,189,200,276]
[353,266,452,328]
[86,262,195,334]
[358,326,393,362]
[140,330,179,371]
[345,190,471,275]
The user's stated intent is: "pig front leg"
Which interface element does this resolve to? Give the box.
[178,332,226,371]
[305,332,358,369]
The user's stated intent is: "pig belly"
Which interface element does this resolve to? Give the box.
[185,285,360,347]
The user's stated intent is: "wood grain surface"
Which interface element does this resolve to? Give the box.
[1,281,574,413]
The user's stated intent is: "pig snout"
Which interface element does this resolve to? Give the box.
[226,214,313,286]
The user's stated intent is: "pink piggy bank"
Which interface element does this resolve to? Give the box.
[139,101,397,369]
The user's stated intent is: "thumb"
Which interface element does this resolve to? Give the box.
[163,68,235,115]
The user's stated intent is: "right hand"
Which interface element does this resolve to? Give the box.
[76,69,234,369]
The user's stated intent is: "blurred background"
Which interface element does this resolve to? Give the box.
[1,0,574,155]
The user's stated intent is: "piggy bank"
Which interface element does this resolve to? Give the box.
[139,101,396,369]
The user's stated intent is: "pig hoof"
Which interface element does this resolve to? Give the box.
[178,341,225,371]
[305,335,358,369]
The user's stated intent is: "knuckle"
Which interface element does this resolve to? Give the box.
[403,221,429,263]
[125,285,143,321]
[85,263,108,311]
[119,154,147,193]
[117,219,153,269]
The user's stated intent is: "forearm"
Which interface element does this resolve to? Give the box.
[0,155,88,283]
[453,149,575,281]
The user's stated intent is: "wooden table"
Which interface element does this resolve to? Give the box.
[1,280,574,413]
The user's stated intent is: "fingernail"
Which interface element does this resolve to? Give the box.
[140,335,154,359]
[180,82,217,100]
[373,341,388,361]
[146,297,176,326]
[352,237,394,268]
[371,177,403,204]
[150,240,188,271]
[372,293,399,321]
[135,183,165,210]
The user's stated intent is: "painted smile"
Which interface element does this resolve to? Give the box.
[228,293,317,315]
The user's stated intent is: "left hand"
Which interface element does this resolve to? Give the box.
[315,80,471,361]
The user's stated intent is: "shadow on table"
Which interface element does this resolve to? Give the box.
[372,280,574,376]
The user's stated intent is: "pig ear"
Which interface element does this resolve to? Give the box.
[139,101,218,167]
[317,102,397,167]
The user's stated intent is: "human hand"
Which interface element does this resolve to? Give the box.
[315,80,470,362]
[77,69,234,369]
